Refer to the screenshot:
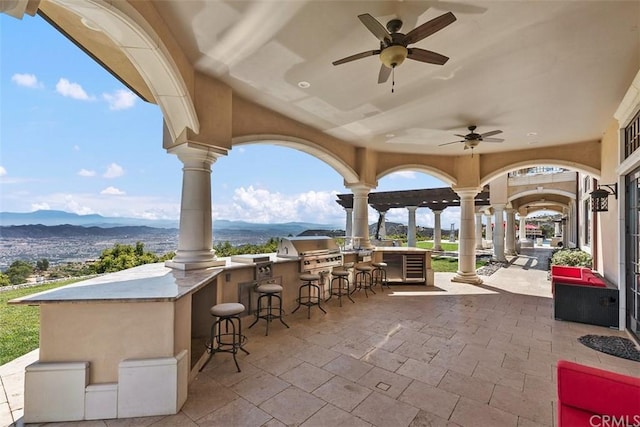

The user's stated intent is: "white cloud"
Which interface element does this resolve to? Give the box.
[0,166,6,177]
[73,145,80,151]
[101,186,126,195]
[78,169,96,177]
[213,185,344,224]
[103,163,124,178]
[103,89,137,110]
[22,193,180,219]
[31,202,51,211]
[11,73,43,89]
[55,78,93,100]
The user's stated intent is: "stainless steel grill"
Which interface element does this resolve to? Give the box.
[276,236,343,273]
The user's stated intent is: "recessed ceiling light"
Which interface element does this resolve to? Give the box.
[298,81,311,89]
[527,131,538,137]
[386,133,395,138]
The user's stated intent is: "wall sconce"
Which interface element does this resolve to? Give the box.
[590,183,618,212]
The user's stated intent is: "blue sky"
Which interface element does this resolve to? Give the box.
[0,13,455,228]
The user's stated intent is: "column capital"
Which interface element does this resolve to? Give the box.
[452,187,482,199]
[346,182,375,195]
[431,209,443,215]
[406,205,418,212]
[168,142,227,166]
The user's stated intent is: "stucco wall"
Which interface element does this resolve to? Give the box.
[597,119,620,282]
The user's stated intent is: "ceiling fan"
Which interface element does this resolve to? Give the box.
[332,11,456,90]
[439,125,504,155]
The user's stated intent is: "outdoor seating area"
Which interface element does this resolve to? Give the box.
[2,249,638,427]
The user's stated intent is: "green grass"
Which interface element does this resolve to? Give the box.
[431,256,487,273]
[415,241,459,251]
[0,280,80,365]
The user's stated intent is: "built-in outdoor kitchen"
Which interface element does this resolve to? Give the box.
[10,236,432,423]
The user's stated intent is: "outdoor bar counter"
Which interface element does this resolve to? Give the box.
[9,254,302,423]
[9,247,432,423]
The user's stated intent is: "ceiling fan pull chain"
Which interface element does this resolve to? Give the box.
[392,66,395,93]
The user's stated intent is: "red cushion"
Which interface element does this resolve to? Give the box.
[558,405,596,427]
[552,265,585,279]
[557,360,640,426]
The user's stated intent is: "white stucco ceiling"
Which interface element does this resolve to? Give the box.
[153,0,639,156]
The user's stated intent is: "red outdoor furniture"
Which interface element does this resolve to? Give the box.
[557,360,640,427]
[551,265,618,328]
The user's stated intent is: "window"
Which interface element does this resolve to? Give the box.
[624,109,640,159]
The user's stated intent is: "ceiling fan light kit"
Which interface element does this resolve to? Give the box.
[380,45,407,68]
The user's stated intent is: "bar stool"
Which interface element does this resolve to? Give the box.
[351,264,375,298]
[372,262,390,291]
[292,273,326,319]
[327,269,355,307]
[249,282,289,336]
[200,302,249,373]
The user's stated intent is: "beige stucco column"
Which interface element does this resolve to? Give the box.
[484,210,493,240]
[505,208,516,255]
[452,188,482,285]
[165,143,226,270]
[407,206,418,247]
[348,184,373,249]
[378,210,387,239]
[475,212,484,250]
[554,221,561,237]
[433,210,443,251]
[493,204,507,262]
[345,207,353,240]
[519,216,527,240]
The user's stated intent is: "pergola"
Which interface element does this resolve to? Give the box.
[335,187,491,212]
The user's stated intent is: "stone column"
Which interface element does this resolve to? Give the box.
[519,216,527,240]
[345,207,353,239]
[407,206,417,247]
[493,204,507,262]
[505,208,516,255]
[452,188,482,285]
[165,144,226,270]
[475,212,484,250]
[554,221,561,237]
[378,211,387,239]
[433,210,443,251]
[484,211,493,240]
[349,184,373,249]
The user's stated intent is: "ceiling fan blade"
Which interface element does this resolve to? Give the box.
[438,140,463,146]
[407,48,449,65]
[403,11,456,45]
[482,138,505,143]
[378,64,392,83]
[480,129,503,138]
[454,134,467,138]
[358,13,391,43]
[332,50,380,66]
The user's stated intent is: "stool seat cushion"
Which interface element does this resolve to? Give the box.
[257,283,283,293]
[356,265,373,272]
[300,273,321,281]
[373,262,387,268]
[332,270,350,277]
[210,302,245,317]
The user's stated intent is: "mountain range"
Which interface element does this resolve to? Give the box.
[0,210,341,234]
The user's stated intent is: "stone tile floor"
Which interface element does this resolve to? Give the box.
[2,249,639,426]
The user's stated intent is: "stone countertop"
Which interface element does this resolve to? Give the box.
[9,254,293,305]
[373,247,432,253]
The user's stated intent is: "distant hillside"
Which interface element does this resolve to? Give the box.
[0,210,341,233]
[0,224,175,239]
